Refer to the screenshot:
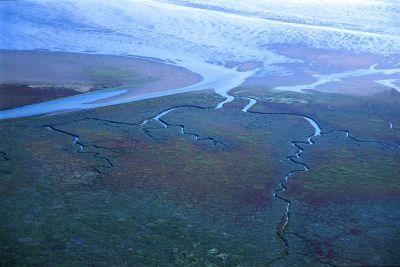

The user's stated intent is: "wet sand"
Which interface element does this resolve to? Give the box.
[0,50,201,109]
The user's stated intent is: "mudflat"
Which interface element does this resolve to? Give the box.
[0,50,201,109]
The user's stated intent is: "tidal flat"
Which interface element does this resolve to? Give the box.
[0,50,201,110]
[2,0,400,265]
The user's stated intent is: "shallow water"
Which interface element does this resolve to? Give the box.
[242,98,257,112]
[0,0,399,118]
[375,79,400,92]
[275,64,400,93]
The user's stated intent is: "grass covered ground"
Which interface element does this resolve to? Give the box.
[0,88,399,265]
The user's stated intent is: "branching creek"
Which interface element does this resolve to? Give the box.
[241,97,320,257]
[42,90,399,262]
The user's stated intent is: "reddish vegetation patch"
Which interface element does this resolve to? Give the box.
[97,136,147,150]
[349,228,362,236]
[240,174,277,210]
[282,143,400,206]
[315,78,391,95]
[98,135,280,211]
[237,61,262,72]
[293,232,339,263]
[276,46,377,69]
[285,172,400,207]
[0,84,79,110]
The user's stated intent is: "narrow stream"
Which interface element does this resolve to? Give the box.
[45,125,113,176]
[241,97,321,255]
[141,106,226,147]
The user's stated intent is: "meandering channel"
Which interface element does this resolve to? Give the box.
[241,97,321,256]
[141,105,227,148]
